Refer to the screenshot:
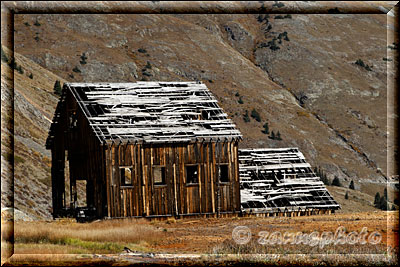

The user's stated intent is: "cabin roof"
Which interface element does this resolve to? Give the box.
[46,81,242,147]
[239,148,340,211]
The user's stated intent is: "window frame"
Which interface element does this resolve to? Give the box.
[218,163,230,184]
[153,165,167,187]
[185,164,199,186]
[119,166,134,188]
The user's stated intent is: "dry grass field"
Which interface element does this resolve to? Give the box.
[2,210,398,265]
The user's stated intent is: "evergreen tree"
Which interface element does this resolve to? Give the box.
[53,80,62,96]
[262,122,269,134]
[276,131,282,140]
[235,92,240,97]
[16,65,24,74]
[80,52,87,65]
[270,131,275,140]
[238,96,244,104]
[384,188,388,200]
[345,191,349,199]
[8,57,16,69]
[29,73,33,79]
[349,180,355,190]
[379,196,387,211]
[243,110,250,123]
[72,66,81,73]
[331,176,342,187]
[250,109,261,122]
[355,59,365,68]
[374,192,381,208]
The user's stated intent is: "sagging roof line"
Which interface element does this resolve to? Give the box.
[46,82,242,147]
[239,148,340,211]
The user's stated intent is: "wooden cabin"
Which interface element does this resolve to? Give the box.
[46,82,242,219]
[239,148,340,215]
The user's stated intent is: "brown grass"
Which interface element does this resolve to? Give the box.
[3,212,398,265]
[13,218,166,254]
[213,237,388,255]
[15,218,165,245]
[297,110,310,117]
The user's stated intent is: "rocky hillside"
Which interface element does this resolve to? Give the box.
[3,11,396,218]
[1,46,65,218]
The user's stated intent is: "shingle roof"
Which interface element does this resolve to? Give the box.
[239,148,340,212]
[46,81,242,147]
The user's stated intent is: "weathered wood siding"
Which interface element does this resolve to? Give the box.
[105,141,240,217]
[51,89,106,218]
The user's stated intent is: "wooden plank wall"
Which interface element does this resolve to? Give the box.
[50,141,65,217]
[105,141,240,218]
[50,93,68,218]
[51,89,107,218]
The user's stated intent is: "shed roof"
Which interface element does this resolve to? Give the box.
[239,148,340,212]
[46,82,242,147]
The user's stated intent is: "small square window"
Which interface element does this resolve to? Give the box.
[154,166,166,185]
[219,164,229,183]
[186,165,198,184]
[120,167,132,186]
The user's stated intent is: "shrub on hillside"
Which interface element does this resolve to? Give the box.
[53,80,62,96]
[269,131,275,140]
[250,109,261,122]
[276,131,282,140]
[72,66,81,73]
[16,65,24,74]
[80,53,87,65]
[243,110,250,123]
[145,61,152,69]
[8,57,16,69]
[262,122,269,134]
[331,176,342,187]
[379,196,387,210]
[374,192,381,208]
[349,180,355,190]
[355,59,373,71]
